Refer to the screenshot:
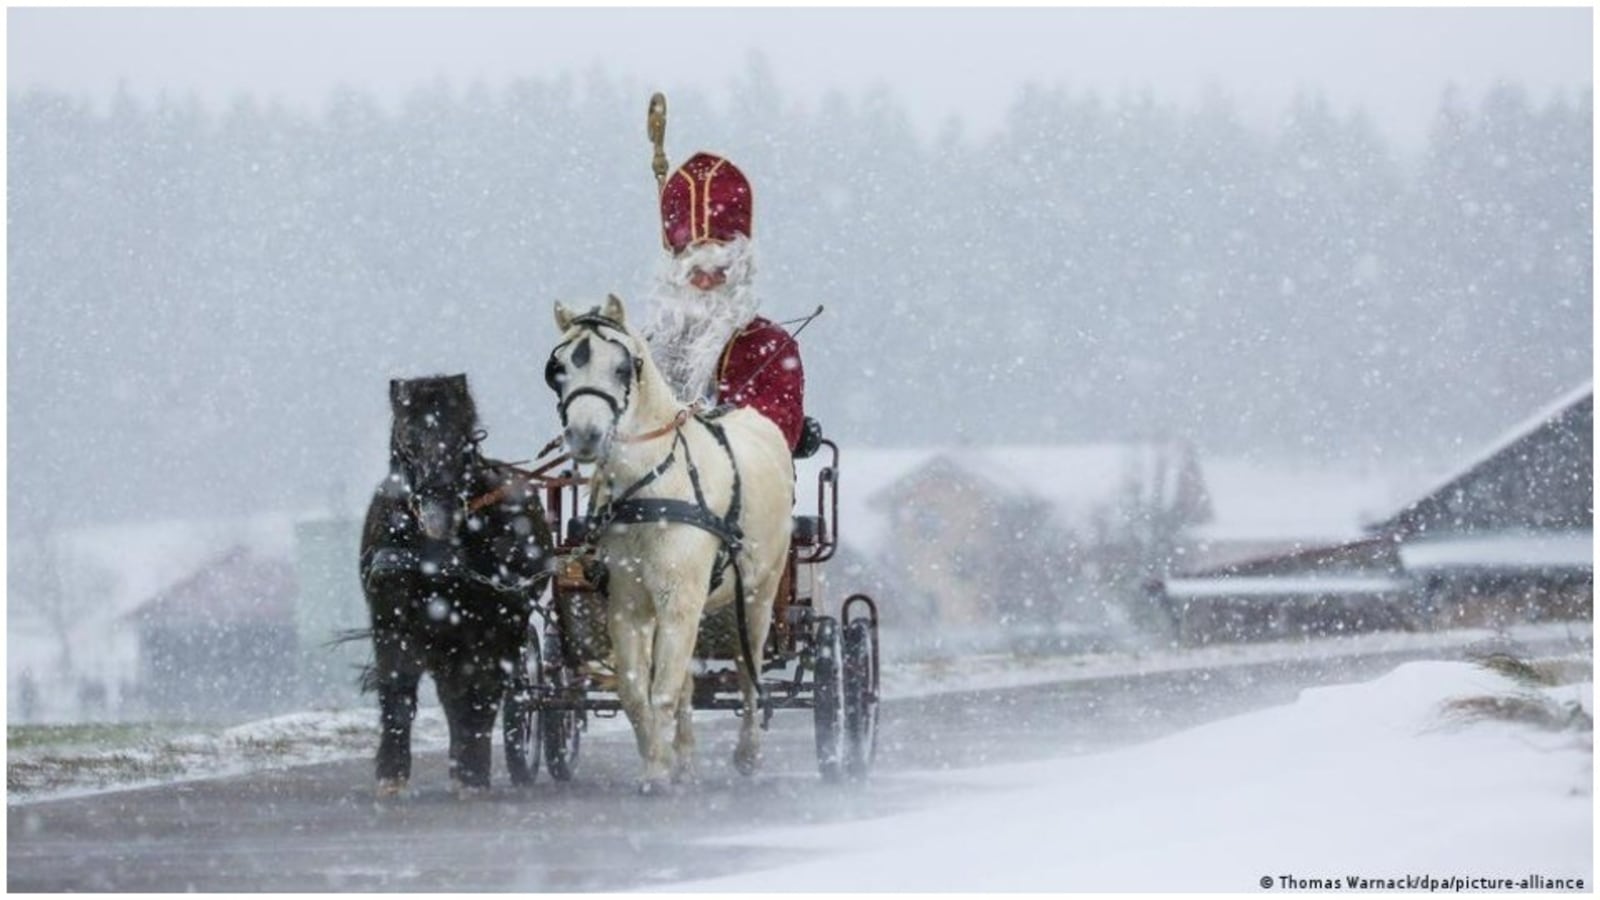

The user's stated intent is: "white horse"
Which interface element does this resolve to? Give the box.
[546,294,794,791]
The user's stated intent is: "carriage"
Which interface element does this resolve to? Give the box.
[504,434,881,783]
[364,96,876,793]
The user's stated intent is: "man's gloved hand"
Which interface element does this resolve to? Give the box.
[793,416,824,459]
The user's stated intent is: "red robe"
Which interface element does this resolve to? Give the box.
[715,316,805,450]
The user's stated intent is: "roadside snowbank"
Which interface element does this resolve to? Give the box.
[665,660,1594,892]
[6,708,452,805]
[882,620,1589,698]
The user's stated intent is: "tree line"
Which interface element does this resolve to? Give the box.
[8,65,1592,529]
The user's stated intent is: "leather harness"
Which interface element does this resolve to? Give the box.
[551,315,769,723]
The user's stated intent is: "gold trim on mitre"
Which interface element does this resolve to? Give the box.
[661,151,757,252]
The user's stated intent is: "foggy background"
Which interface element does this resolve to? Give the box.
[6,7,1592,720]
[9,6,1593,531]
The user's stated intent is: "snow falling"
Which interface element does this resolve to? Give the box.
[6,7,1592,892]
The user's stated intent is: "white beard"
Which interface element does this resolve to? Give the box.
[642,237,761,404]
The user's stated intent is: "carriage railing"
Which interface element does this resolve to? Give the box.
[793,438,841,565]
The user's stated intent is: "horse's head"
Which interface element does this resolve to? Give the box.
[546,294,648,464]
[388,373,482,540]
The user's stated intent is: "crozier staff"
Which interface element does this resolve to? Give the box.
[639,94,811,455]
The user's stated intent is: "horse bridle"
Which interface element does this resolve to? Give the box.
[393,430,486,523]
[546,313,645,429]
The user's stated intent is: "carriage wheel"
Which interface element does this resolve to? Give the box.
[812,616,844,782]
[539,629,582,781]
[503,626,541,786]
[842,618,879,778]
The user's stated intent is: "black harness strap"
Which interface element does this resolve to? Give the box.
[602,498,740,546]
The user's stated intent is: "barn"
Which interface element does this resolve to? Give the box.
[1161,382,1593,643]
[1378,382,1593,629]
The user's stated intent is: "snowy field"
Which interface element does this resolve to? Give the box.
[8,621,1587,809]
[664,660,1593,892]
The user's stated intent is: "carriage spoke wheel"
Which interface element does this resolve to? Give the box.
[503,626,541,786]
[842,619,879,778]
[812,616,844,782]
[539,629,582,781]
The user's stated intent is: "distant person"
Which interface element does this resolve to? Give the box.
[18,669,38,723]
[641,151,815,455]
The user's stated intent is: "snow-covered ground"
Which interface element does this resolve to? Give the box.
[8,621,1587,808]
[6,707,450,806]
[664,660,1593,892]
[880,620,1589,698]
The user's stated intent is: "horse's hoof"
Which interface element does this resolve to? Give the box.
[733,745,762,777]
[375,778,409,799]
[451,781,491,800]
[637,777,671,796]
[671,764,699,786]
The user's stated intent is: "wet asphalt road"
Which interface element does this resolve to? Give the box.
[8,650,1452,891]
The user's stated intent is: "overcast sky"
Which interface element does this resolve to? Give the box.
[9,6,1593,149]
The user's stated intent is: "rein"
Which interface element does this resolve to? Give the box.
[621,401,702,444]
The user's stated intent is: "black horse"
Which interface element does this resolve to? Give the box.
[359,374,554,794]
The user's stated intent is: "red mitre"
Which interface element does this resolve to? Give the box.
[659,152,753,254]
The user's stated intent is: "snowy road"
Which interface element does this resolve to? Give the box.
[7,649,1451,892]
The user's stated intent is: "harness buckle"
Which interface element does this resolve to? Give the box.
[556,554,609,593]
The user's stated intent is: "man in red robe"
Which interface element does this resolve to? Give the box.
[642,152,807,453]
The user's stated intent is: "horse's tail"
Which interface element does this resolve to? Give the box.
[328,628,379,694]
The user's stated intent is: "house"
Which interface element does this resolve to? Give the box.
[7,514,299,722]
[824,441,1404,652]
[839,442,1213,651]
[126,546,300,719]
[1160,382,1593,642]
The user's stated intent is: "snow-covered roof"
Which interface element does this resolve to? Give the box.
[1399,530,1593,573]
[1196,459,1403,543]
[809,443,1200,554]
[40,514,300,618]
[1376,380,1593,531]
[813,445,1405,556]
[130,547,299,627]
[1164,576,1409,598]
[798,446,935,557]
